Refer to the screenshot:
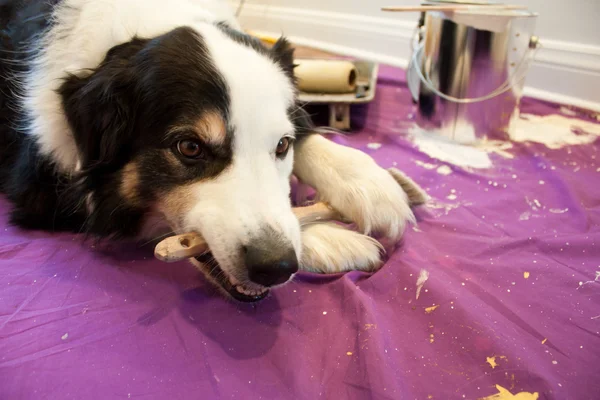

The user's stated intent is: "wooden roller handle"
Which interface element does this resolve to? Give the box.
[154,202,342,263]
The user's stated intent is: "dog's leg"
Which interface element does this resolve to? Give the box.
[293,134,419,242]
[300,223,383,273]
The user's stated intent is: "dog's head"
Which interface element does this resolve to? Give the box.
[59,24,313,302]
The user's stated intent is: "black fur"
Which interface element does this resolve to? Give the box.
[0,2,312,239]
[58,26,235,238]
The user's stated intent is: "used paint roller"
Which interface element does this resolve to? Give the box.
[294,59,358,94]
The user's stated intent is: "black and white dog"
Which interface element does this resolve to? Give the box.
[0,0,424,302]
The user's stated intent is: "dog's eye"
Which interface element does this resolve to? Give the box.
[275,137,292,158]
[177,139,203,159]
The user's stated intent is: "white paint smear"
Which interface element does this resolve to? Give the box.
[512,114,600,149]
[416,269,430,300]
[366,142,382,150]
[549,208,569,214]
[409,126,492,169]
[436,165,453,175]
[415,160,437,170]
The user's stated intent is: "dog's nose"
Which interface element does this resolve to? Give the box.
[244,236,298,287]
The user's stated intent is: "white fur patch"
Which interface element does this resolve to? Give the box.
[300,223,384,273]
[294,135,415,241]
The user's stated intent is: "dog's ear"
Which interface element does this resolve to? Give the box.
[270,37,296,81]
[59,41,144,172]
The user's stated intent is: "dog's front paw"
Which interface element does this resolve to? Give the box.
[300,223,384,273]
[294,135,425,243]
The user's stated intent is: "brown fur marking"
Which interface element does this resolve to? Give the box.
[120,161,141,206]
[195,111,226,144]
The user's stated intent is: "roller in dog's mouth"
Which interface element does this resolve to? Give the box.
[194,253,269,302]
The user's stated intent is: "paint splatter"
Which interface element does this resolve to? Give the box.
[560,106,578,117]
[577,271,600,290]
[512,113,600,149]
[346,351,353,356]
[524,272,530,279]
[519,211,531,221]
[479,385,539,400]
[541,338,547,344]
[425,305,439,314]
[416,269,430,299]
[486,356,499,369]
[61,333,69,340]
[436,165,453,175]
[409,125,493,168]
[367,142,382,150]
[549,208,569,214]
[525,197,543,211]
[415,160,437,170]
[486,355,506,369]
[446,193,457,200]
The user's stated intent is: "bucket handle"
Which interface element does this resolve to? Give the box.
[410,36,541,104]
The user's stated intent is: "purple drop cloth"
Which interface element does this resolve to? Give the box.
[1,66,599,400]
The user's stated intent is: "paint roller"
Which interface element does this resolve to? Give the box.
[294,59,358,94]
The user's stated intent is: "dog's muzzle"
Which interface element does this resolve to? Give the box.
[244,226,298,287]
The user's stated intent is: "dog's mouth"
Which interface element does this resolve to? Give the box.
[194,253,269,303]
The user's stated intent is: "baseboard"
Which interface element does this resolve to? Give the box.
[236,4,600,112]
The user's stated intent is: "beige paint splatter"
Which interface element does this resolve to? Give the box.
[416,269,430,299]
[486,355,507,369]
[541,338,547,344]
[523,272,530,279]
[429,333,435,343]
[512,113,600,149]
[486,356,499,369]
[346,351,353,356]
[479,384,539,400]
[425,305,440,314]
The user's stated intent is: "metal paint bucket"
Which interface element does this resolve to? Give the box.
[407,3,539,143]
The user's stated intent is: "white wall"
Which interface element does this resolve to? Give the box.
[233,0,600,110]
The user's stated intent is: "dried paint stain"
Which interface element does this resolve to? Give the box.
[486,355,506,369]
[415,160,437,170]
[512,113,600,149]
[436,165,453,175]
[479,385,539,400]
[367,142,382,150]
[416,269,430,299]
[425,305,439,314]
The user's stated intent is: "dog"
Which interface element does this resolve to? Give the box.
[0,0,425,302]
